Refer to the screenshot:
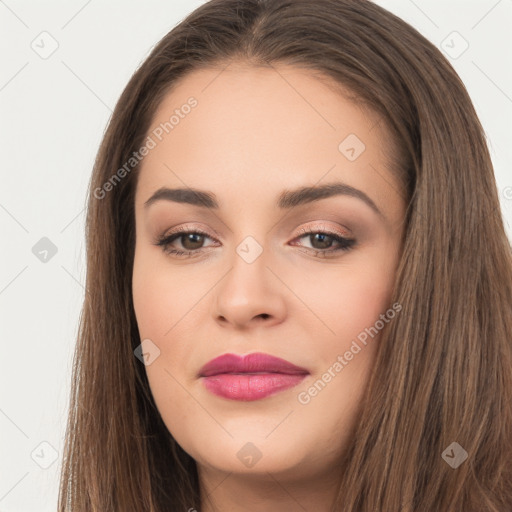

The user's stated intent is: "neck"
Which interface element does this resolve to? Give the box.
[198,462,342,512]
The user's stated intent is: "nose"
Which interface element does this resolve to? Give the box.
[213,246,287,330]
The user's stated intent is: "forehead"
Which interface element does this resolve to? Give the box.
[135,63,402,220]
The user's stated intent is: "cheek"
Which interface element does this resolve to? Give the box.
[132,248,204,339]
[132,250,205,410]
[292,255,397,350]
[132,260,196,440]
[336,267,395,331]
[132,271,178,339]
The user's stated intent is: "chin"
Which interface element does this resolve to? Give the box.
[185,434,314,478]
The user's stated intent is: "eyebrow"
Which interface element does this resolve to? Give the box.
[143,182,384,219]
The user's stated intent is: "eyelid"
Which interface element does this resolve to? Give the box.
[163,221,352,240]
[295,221,353,238]
[162,223,219,238]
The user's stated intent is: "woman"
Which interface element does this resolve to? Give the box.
[58,0,512,510]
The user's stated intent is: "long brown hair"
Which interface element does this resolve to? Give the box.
[58,0,512,510]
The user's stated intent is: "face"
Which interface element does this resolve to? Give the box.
[132,62,406,487]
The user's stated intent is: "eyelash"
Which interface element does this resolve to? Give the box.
[154,225,356,259]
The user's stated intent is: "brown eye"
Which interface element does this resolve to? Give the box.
[179,233,207,250]
[155,228,216,257]
[307,233,336,250]
[292,228,356,256]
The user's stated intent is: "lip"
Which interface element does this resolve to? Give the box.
[199,352,309,401]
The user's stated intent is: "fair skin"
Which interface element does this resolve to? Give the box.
[132,62,406,511]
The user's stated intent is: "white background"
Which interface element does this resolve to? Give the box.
[1,1,511,510]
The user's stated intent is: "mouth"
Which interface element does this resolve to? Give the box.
[198,352,309,401]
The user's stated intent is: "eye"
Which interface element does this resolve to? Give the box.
[291,226,356,257]
[154,224,356,258]
[155,226,217,257]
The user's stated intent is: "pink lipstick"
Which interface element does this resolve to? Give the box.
[198,352,309,401]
